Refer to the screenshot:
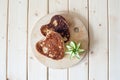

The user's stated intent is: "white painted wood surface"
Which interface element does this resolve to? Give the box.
[89,0,108,80]
[109,0,120,80]
[0,0,120,80]
[0,0,8,80]
[28,0,47,80]
[7,0,27,80]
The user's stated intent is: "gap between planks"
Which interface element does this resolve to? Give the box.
[87,0,90,80]
[107,0,109,80]
[6,0,9,79]
[26,0,29,80]
[47,0,49,80]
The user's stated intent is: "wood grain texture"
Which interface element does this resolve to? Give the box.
[109,0,120,80]
[28,0,47,80]
[49,0,68,13]
[7,0,27,80]
[0,0,8,80]
[69,0,89,80]
[49,0,68,80]
[89,0,108,80]
[49,69,67,80]
[0,0,119,80]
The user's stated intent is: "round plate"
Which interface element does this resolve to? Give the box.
[31,11,88,69]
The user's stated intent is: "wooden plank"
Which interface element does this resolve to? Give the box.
[89,0,108,80]
[49,69,67,80]
[49,0,68,80]
[0,0,8,80]
[69,0,88,80]
[109,0,120,80]
[28,0,47,80]
[49,0,68,13]
[7,0,27,80]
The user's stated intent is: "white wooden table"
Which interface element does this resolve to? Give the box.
[0,0,120,80]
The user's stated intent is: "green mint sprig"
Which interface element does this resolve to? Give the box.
[65,41,85,59]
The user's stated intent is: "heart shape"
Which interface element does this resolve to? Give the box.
[36,31,65,60]
[40,15,70,43]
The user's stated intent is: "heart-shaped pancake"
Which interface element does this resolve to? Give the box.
[36,31,64,60]
[40,15,70,43]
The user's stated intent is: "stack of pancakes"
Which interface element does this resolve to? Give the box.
[36,15,70,60]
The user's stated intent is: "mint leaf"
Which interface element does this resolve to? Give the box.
[70,41,76,49]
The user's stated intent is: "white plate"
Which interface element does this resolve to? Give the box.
[31,11,88,69]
